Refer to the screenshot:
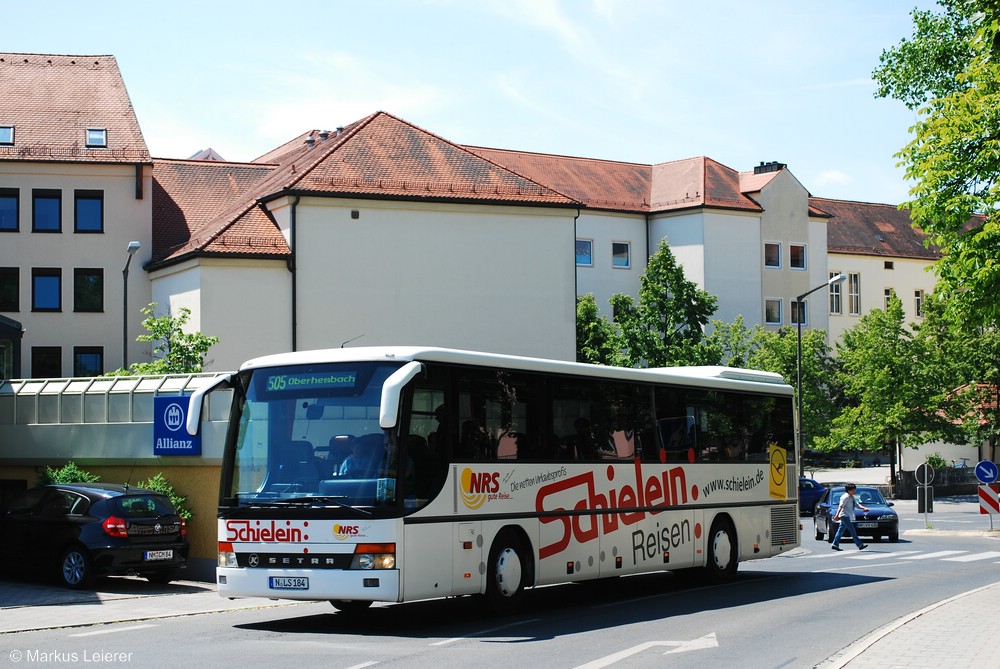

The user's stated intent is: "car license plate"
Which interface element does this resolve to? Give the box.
[856,522,878,528]
[269,577,309,590]
[144,550,173,561]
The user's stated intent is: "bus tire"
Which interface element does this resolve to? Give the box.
[703,518,738,583]
[330,600,372,612]
[485,529,528,615]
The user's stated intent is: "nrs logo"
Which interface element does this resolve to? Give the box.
[333,524,361,540]
[460,468,500,509]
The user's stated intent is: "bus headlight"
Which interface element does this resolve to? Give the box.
[350,543,396,570]
[218,541,238,567]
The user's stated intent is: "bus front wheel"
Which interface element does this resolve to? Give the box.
[485,530,527,615]
[330,600,372,612]
[703,519,738,583]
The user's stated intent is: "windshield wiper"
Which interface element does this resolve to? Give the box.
[265,496,373,515]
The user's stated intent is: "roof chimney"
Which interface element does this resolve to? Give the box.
[753,161,786,175]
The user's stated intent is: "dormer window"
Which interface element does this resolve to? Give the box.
[0,126,13,145]
[85,128,107,148]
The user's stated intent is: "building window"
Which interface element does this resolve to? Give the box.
[765,298,782,325]
[32,189,61,232]
[791,299,807,325]
[73,347,103,377]
[0,125,13,145]
[612,242,631,269]
[764,242,781,268]
[575,239,593,267]
[884,261,894,270]
[848,273,861,315]
[74,190,104,233]
[790,244,806,270]
[829,271,842,315]
[31,268,61,312]
[915,289,924,317]
[31,346,61,378]
[0,268,18,311]
[85,128,107,148]
[74,268,103,312]
[884,288,894,309]
[0,188,17,231]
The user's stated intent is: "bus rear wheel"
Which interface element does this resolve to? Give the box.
[485,530,527,615]
[703,518,738,583]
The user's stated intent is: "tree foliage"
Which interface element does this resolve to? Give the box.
[36,461,100,487]
[609,239,718,367]
[110,303,220,375]
[874,0,1000,329]
[575,293,623,366]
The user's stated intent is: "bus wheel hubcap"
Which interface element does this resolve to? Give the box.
[495,547,522,597]
[712,531,732,570]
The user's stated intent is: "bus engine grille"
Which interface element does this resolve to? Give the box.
[770,505,798,546]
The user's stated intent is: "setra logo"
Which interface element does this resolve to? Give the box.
[460,468,500,509]
[333,524,361,541]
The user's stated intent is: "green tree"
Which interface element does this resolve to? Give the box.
[874,0,1000,328]
[110,303,220,375]
[136,472,192,521]
[575,293,623,366]
[610,239,718,367]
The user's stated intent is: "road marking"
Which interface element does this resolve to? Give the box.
[942,551,1000,562]
[69,624,157,637]
[573,633,718,669]
[344,663,377,669]
[899,550,966,560]
[429,618,541,646]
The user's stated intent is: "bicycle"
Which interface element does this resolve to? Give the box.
[951,457,969,468]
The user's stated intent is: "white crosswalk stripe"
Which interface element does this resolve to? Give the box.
[942,551,1000,562]
[899,550,967,560]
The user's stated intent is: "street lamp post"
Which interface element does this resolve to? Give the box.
[122,241,141,370]
[796,273,846,451]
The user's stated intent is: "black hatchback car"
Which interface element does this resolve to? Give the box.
[0,483,189,588]
[813,485,899,543]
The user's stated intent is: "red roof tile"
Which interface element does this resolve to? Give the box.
[811,197,939,260]
[0,53,149,163]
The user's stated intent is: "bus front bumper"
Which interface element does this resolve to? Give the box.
[216,567,400,602]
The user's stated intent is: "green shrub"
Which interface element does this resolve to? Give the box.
[135,472,192,521]
[36,461,100,487]
[925,453,948,470]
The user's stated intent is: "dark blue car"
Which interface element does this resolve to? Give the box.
[0,483,189,588]
[813,485,899,543]
[798,477,825,515]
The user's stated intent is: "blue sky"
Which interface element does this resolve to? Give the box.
[6,0,939,205]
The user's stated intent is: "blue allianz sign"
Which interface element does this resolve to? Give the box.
[153,396,201,456]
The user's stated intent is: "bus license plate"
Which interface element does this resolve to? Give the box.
[269,577,309,590]
[144,550,173,561]
[856,522,878,528]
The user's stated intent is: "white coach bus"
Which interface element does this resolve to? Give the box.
[187,346,799,613]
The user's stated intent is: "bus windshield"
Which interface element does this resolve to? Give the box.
[225,361,405,511]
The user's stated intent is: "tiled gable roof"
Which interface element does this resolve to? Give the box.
[152,159,283,262]
[651,157,762,213]
[811,197,939,260]
[464,146,651,212]
[150,112,574,266]
[0,53,149,163]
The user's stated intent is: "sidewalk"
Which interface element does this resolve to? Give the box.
[0,576,304,634]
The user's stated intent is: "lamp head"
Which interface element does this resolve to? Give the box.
[126,241,141,255]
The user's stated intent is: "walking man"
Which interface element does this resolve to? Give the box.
[832,483,869,551]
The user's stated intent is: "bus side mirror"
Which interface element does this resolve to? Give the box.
[379,361,424,429]
[186,373,234,435]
